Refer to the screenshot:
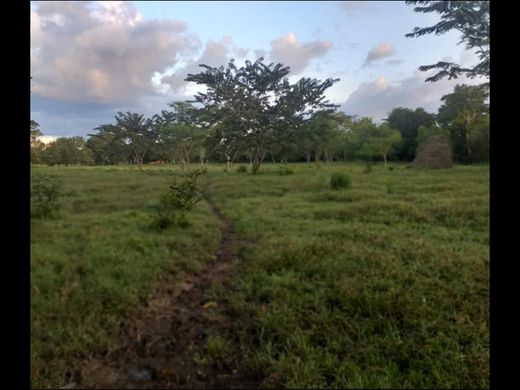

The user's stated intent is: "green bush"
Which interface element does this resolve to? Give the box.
[152,169,205,229]
[330,172,351,190]
[31,174,62,218]
[236,165,248,173]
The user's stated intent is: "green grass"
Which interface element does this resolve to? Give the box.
[203,162,489,389]
[30,162,489,389]
[30,165,221,388]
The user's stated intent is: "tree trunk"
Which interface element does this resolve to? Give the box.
[306,151,311,163]
[383,151,387,168]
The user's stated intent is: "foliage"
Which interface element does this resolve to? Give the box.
[437,84,489,163]
[405,1,490,82]
[41,136,94,166]
[31,120,46,164]
[329,172,351,190]
[386,107,436,161]
[154,102,207,167]
[236,165,248,173]
[31,174,62,217]
[92,112,157,168]
[152,169,205,229]
[185,58,339,173]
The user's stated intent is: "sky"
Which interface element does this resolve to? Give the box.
[30,1,486,139]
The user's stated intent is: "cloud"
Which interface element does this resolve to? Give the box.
[160,36,237,92]
[364,42,395,66]
[269,32,332,74]
[340,72,485,121]
[31,1,200,104]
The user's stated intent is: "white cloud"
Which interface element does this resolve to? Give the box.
[340,71,485,121]
[364,42,395,66]
[269,32,332,74]
[31,1,200,104]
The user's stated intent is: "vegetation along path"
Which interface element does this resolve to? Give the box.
[69,192,258,389]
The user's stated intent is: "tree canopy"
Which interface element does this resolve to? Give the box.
[185,58,339,173]
[405,1,490,82]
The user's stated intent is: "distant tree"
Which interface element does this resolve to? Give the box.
[185,58,339,173]
[86,130,129,165]
[30,120,45,164]
[385,107,436,161]
[92,112,156,169]
[156,102,207,169]
[437,84,489,163]
[416,123,450,146]
[41,137,93,165]
[405,1,490,82]
[369,124,402,168]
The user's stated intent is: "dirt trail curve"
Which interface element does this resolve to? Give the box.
[66,193,259,389]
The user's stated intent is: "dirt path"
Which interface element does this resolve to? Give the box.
[67,194,259,389]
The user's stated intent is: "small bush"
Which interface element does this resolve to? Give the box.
[330,173,351,190]
[236,165,248,173]
[31,174,62,218]
[388,166,395,171]
[278,164,294,175]
[151,169,205,230]
[386,182,396,194]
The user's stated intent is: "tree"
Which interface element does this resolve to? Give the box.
[369,124,402,168]
[30,120,45,164]
[41,137,94,165]
[385,107,436,161]
[405,1,490,82]
[185,58,339,173]
[155,102,207,169]
[86,130,129,165]
[437,84,489,163]
[92,112,156,169]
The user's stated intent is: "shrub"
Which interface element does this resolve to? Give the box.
[236,165,248,173]
[151,169,205,229]
[388,166,395,171]
[31,174,62,218]
[330,173,351,190]
[386,182,396,194]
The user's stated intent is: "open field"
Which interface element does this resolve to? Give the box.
[30,162,489,388]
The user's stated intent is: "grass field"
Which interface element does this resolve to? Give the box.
[30,162,489,388]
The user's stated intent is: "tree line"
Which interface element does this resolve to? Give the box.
[31,2,489,171]
[30,68,489,171]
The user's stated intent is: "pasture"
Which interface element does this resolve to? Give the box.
[30,162,489,388]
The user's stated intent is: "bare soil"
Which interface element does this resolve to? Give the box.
[65,196,259,389]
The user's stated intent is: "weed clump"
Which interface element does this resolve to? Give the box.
[236,165,248,173]
[152,169,205,230]
[330,172,351,190]
[31,174,62,218]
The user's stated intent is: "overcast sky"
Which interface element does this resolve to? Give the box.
[30,1,486,139]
